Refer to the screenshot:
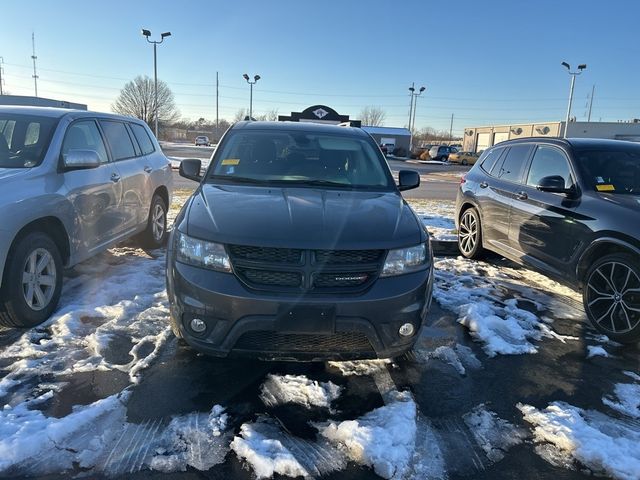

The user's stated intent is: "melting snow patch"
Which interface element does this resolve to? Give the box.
[259,374,342,410]
[603,383,640,419]
[587,345,609,358]
[150,405,229,472]
[518,401,640,480]
[463,405,527,462]
[328,359,391,376]
[319,390,417,479]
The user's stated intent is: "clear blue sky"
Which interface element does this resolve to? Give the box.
[1,0,639,134]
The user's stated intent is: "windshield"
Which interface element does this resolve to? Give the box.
[0,114,59,168]
[208,129,394,190]
[575,147,640,194]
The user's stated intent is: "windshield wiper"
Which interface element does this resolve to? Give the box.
[208,175,268,184]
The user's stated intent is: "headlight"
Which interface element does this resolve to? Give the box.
[380,243,430,277]
[175,231,231,272]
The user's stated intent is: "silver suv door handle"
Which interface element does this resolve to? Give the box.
[144,166,152,173]
[516,191,528,200]
[110,173,121,183]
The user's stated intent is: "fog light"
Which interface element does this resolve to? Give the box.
[190,318,207,333]
[399,323,415,337]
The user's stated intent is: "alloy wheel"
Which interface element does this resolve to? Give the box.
[21,248,57,311]
[585,261,640,334]
[458,210,478,256]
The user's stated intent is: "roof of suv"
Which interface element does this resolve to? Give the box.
[232,120,369,138]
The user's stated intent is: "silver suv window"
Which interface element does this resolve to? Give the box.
[0,114,59,168]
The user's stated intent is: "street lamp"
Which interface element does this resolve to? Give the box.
[142,28,172,138]
[243,73,260,120]
[561,62,587,138]
[407,83,426,151]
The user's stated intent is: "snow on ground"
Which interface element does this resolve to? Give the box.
[462,405,527,462]
[319,390,418,480]
[416,343,481,376]
[433,256,580,357]
[587,345,609,358]
[518,401,640,480]
[602,382,640,419]
[407,199,457,242]
[259,374,342,410]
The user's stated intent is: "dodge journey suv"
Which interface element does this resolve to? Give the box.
[0,106,172,328]
[167,121,433,360]
[456,138,640,343]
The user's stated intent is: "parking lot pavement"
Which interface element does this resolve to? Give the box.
[1,197,639,480]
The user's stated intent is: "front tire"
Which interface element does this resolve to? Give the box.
[583,254,640,344]
[0,232,63,328]
[138,194,168,249]
[458,207,484,259]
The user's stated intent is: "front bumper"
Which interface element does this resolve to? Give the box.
[166,254,434,361]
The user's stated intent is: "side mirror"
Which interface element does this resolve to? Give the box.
[398,169,420,191]
[179,158,202,182]
[63,149,101,170]
[537,175,576,196]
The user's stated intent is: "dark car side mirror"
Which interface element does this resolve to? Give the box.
[398,170,420,191]
[537,175,577,196]
[62,149,101,170]
[179,159,202,182]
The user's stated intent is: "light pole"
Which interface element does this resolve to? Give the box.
[243,73,260,120]
[142,29,171,138]
[561,62,586,138]
[408,84,425,151]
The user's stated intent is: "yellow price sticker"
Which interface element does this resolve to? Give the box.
[596,184,615,192]
[221,159,240,166]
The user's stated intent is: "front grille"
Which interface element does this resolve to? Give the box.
[236,268,302,287]
[234,331,374,353]
[228,244,385,293]
[314,272,375,288]
[314,250,384,265]
[227,245,303,264]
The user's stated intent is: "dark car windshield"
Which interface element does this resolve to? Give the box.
[575,147,640,195]
[0,114,59,168]
[208,129,394,190]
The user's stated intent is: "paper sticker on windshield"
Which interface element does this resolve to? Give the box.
[221,158,240,166]
[596,184,615,192]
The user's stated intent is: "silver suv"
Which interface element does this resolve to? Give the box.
[0,106,173,328]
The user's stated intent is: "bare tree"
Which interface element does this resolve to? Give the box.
[112,75,180,128]
[360,106,386,126]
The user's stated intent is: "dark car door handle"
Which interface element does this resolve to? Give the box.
[516,191,528,200]
[479,181,489,188]
[110,173,121,183]
[144,166,153,173]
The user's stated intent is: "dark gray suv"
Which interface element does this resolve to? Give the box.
[0,106,172,328]
[167,121,434,361]
[456,138,640,343]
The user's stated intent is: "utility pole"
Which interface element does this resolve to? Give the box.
[31,33,39,97]
[449,113,454,141]
[587,84,595,122]
[216,71,219,133]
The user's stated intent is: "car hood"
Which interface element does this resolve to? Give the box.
[185,184,424,249]
[0,168,29,182]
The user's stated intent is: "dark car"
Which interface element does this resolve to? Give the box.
[455,137,640,343]
[167,121,434,360]
[429,145,457,161]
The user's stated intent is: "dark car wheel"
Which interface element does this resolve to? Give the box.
[458,207,484,259]
[0,232,63,328]
[583,254,640,343]
[138,194,168,249]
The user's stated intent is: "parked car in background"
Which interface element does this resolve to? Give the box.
[429,145,457,161]
[0,106,173,328]
[195,135,210,146]
[168,121,434,360]
[455,137,640,343]
[448,151,480,165]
